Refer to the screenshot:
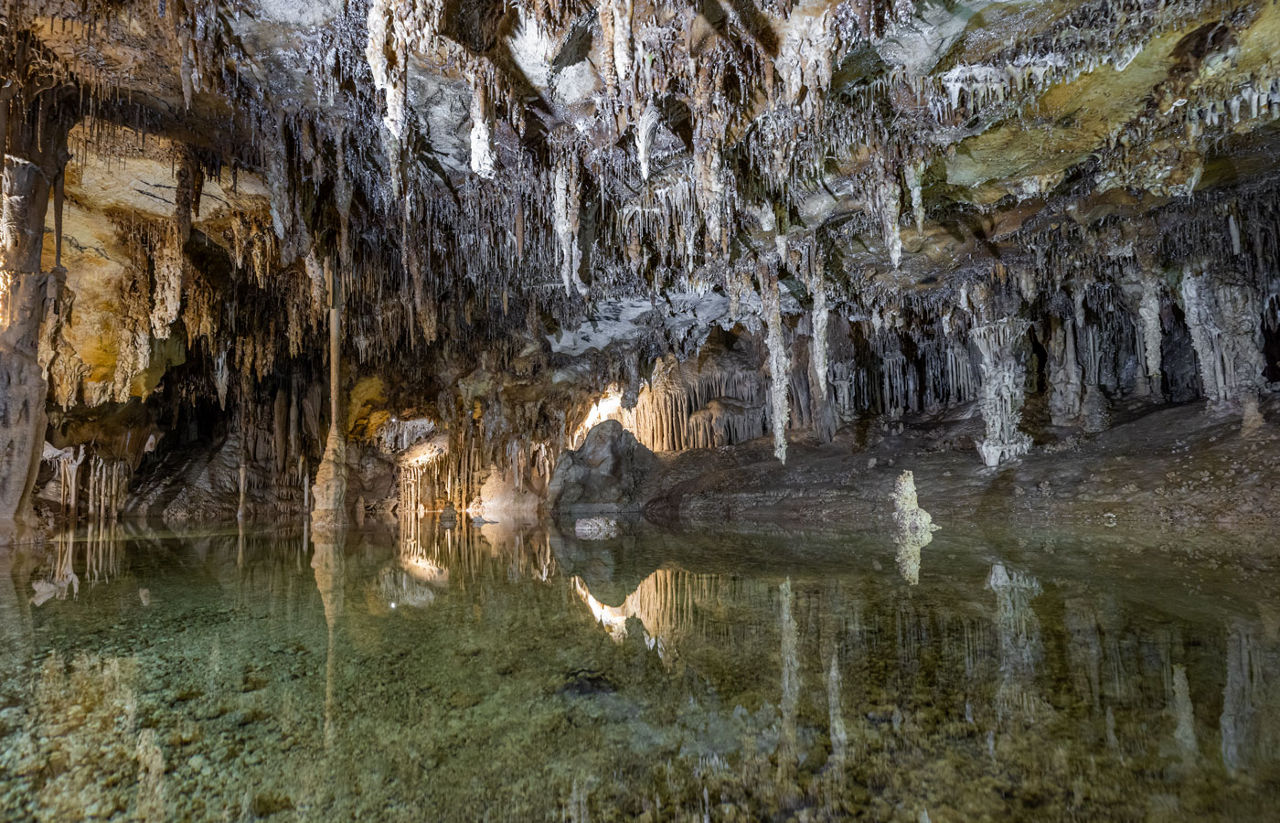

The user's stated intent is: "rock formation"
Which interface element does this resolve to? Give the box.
[0,0,1274,537]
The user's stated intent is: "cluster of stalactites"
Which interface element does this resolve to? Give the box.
[971,318,1033,468]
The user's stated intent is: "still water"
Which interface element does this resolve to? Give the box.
[1,518,1277,821]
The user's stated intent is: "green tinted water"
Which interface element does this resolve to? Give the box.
[2,519,1278,821]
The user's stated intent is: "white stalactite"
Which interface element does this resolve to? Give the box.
[553,158,586,297]
[1136,277,1164,394]
[636,102,660,181]
[972,318,1031,467]
[762,266,791,464]
[809,264,829,400]
[150,230,183,339]
[469,82,496,180]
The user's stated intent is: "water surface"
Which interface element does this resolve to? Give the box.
[2,519,1278,820]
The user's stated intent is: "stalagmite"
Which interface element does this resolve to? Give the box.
[972,319,1032,467]
[1181,268,1266,413]
[312,257,348,530]
[891,470,939,585]
[904,161,925,234]
[1171,664,1199,766]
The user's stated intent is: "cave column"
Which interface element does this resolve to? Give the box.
[1047,316,1083,427]
[311,256,347,530]
[1181,266,1267,428]
[972,318,1032,467]
[0,77,76,532]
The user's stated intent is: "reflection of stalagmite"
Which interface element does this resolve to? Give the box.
[312,531,346,751]
[890,470,939,585]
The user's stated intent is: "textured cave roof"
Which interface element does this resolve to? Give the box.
[20,0,1280,363]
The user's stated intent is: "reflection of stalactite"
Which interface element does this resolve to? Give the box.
[1220,621,1261,775]
[986,563,1048,725]
[1171,664,1199,766]
[1063,599,1103,709]
[31,532,78,606]
[777,577,801,796]
[573,567,732,660]
[827,651,848,770]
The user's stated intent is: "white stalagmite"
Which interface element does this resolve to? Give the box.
[972,318,1032,467]
[762,265,791,464]
[891,469,939,585]
[1182,269,1266,411]
[1182,271,1226,403]
[1171,664,1199,765]
[1048,319,1082,426]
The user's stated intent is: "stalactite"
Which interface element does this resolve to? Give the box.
[469,79,496,181]
[1138,278,1164,392]
[1181,267,1266,408]
[1048,317,1083,427]
[553,154,586,297]
[972,318,1032,467]
[762,264,792,464]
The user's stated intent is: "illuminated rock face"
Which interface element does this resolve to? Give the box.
[549,421,656,515]
[0,0,1278,531]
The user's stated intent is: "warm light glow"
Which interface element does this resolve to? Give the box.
[572,389,624,446]
[0,271,12,332]
[572,576,630,641]
[401,554,450,586]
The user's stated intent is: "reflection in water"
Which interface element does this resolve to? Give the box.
[986,562,1049,726]
[30,527,125,606]
[312,530,345,751]
[572,568,731,661]
[2,520,1280,820]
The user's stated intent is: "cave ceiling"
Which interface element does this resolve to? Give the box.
[8,0,1280,397]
